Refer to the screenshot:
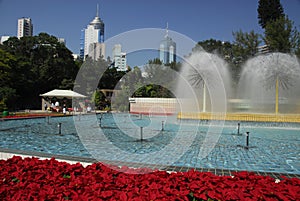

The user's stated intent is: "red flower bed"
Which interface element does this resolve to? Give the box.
[0,156,299,200]
[2,113,63,119]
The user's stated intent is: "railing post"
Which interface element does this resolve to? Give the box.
[58,123,62,135]
[99,114,103,127]
[140,127,143,141]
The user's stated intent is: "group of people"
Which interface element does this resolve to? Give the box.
[44,101,92,115]
[44,101,67,115]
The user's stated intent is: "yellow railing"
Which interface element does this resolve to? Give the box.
[177,112,300,123]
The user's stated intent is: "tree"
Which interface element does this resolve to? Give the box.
[294,30,300,58]
[133,84,173,98]
[232,30,261,58]
[257,0,284,29]
[2,33,79,109]
[111,85,130,111]
[193,39,245,85]
[121,59,177,98]
[193,39,233,63]
[0,48,17,110]
[74,57,107,97]
[98,67,126,90]
[194,39,224,53]
[0,87,16,111]
[0,48,14,87]
[148,58,162,65]
[230,30,262,83]
[92,90,107,110]
[121,66,143,96]
[264,16,299,53]
[59,78,75,90]
[166,61,182,72]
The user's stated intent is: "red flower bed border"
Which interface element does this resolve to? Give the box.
[0,156,299,200]
[2,113,64,119]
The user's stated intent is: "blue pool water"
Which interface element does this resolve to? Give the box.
[0,113,299,174]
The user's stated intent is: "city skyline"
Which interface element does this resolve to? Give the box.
[1,0,300,57]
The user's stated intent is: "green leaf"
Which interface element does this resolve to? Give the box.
[12,177,19,182]
[63,174,71,179]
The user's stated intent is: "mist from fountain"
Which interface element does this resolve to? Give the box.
[237,52,300,114]
[175,50,234,159]
[176,50,233,114]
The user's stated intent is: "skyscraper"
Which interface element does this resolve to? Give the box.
[79,29,85,60]
[112,44,127,71]
[159,23,176,64]
[17,17,33,39]
[83,5,105,60]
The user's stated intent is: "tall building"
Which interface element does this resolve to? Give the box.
[159,23,176,64]
[79,29,85,59]
[112,44,127,71]
[83,5,105,60]
[17,17,33,39]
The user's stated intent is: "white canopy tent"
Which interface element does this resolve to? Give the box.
[40,89,87,111]
[40,89,87,99]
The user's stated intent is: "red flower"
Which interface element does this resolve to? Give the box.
[0,156,299,200]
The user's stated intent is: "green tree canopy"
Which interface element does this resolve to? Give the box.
[257,0,284,29]
[232,30,261,58]
[98,67,126,90]
[193,39,233,64]
[92,90,108,110]
[0,48,17,110]
[1,33,79,109]
[264,16,299,53]
[0,48,15,88]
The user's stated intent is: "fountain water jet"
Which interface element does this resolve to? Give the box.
[175,50,233,159]
[176,50,232,114]
[237,52,300,114]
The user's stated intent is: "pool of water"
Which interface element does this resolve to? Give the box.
[0,113,299,174]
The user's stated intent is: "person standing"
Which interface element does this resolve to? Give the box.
[63,104,66,115]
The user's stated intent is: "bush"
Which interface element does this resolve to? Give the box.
[0,100,7,112]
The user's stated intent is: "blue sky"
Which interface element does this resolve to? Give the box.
[1,0,300,58]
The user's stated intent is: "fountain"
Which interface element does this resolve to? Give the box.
[176,50,232,119]
[177,51,300,122]
[238,52,300,114]
[2,29,299,176]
